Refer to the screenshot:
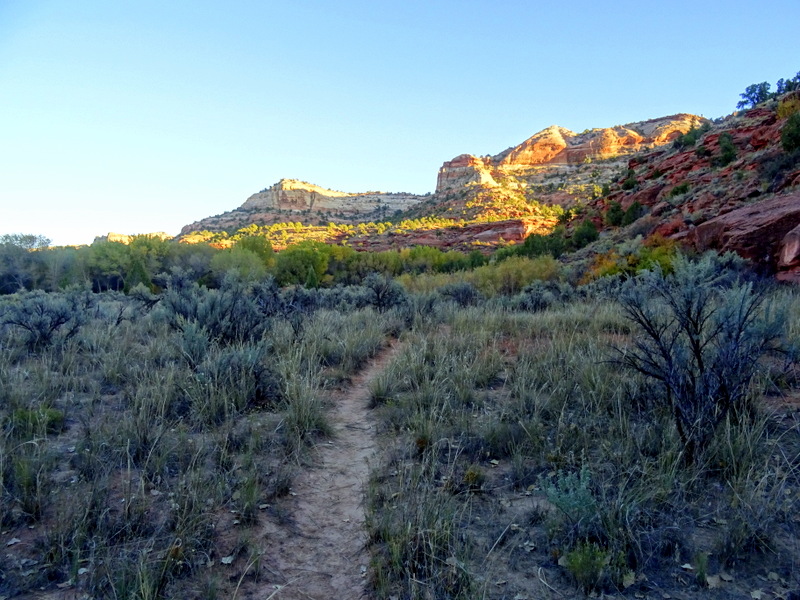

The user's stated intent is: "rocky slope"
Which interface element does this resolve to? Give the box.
[180,179,426,235]
[591,94,800,280]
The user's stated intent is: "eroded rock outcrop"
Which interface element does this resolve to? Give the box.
[691,192,800,277]
[181,179,426,235]
[436,114,704,192]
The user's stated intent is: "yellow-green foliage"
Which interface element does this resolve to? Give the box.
[777,94,800,119]
[398,255,560,296]
[584,234,678,282]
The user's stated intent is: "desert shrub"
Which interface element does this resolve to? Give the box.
[673,123,710,150]
[621,201,644,226]
[514,280,578,312]
[541,465,598,536]
[363,272,409,312]
[668,182,690,197]
[0,289,93,351]
[157,270,270,345]
[565,541,609,593]
[438,281,483,307]
[605,201,624,226]
[713,132,737,167]
[777,93,800,119]
[621,176,637,190]
[580,273,627,300]
[570,219,599,250]
[695,144,712,158]
[782,112,800,152]
[617,254,783,464]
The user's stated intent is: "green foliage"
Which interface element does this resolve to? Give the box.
[0,234,52,294]
[7,408,65,440]
[618,254,783,464]
[209,246,268,284]
[782,112,800,153]
[713,132,737,167]
[541,464,597,528]
[273,241,331,286]
[565,541,608,593]
[672,122,711,150]
[515,226,568,259]
[669,182,690,197]
[621,201,644,226]
[695,144,711,158]
[737,81,772,109]
[233,235,274,264]
[737,72,800,109]
[571,219,599,249]
[604,201,624,227]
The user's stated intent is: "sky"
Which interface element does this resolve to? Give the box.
[1,1,798,246]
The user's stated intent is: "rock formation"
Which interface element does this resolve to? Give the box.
[181,179,426,235]
[436,114,705,192]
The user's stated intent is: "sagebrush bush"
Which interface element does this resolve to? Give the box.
[0,289,93,351]
[618,254,783,464]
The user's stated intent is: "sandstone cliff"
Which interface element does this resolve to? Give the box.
[436,114,704,193]
[181,179,426,235]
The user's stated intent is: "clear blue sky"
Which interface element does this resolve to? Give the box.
[1,0,798,246]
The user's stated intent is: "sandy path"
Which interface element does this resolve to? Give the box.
[251,342,400,600]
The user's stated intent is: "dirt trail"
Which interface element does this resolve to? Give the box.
[252,342,400,600]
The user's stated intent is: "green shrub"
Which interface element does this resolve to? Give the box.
[669,182,690,197]
[673,122,710,150]
[604,201,624,227]
[363,272,409,312]
[713,132,737,167]
[621,201,644,226]
[571,219,599,249]
[8,408,65,439]
[782,112,800,152]
[541,464,597,533]
[695,145,711,158]
[438,282,483,307]
[565,541,608,593]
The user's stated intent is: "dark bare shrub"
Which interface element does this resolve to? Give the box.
[617,254,783,464]
[0,289,92,351]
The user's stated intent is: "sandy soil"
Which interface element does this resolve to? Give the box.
[241,342,401,600]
